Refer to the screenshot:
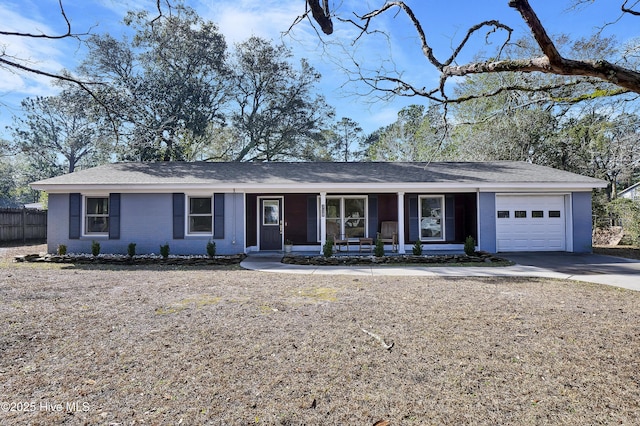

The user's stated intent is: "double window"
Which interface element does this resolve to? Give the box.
[85,196,109,235]
[188,196,213,234]
[323,196,367,240]
[419,195,444,241]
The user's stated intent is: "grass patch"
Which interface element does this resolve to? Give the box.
[294,287,338,302]
[155,295,221,315]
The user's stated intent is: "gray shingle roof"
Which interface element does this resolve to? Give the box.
[31,161,606,190]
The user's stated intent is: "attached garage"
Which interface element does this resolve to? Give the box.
[495,194,567,252]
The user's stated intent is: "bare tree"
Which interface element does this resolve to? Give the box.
[302,0,640,101]
[0,0,167,95]
[0,1,93,91]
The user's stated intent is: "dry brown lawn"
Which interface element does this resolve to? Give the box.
[1,246,639,425]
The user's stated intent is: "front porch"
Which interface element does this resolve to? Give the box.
[245,191,477,254]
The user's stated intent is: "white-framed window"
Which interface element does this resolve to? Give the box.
[187,196,213,234]
[84,196,109,235]
[320,196,367,240]
[419,195,444,241]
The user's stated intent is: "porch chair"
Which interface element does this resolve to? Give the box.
[376,221,398,253]
[327,221,349,252]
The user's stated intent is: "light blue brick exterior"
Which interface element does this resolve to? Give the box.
[47,193,72,254]
[46,192,245,255]
[46,190,595,255]
[478,192,496,253]
[571,191,594,253]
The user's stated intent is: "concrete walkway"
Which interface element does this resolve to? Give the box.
[240,252,640,292]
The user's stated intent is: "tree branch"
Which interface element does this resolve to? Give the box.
[509,0,562,64]
[360,2,442,68]
[303,0,640,100]
[361,328,394,351]
[504,0,640,93]
[0,0,74,39]
[0,57,95,89]
[307,0,332,35]
[622,0,640,16]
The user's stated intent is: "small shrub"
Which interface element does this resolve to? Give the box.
[57,244,67,256]
[91,240,100,257]
[374,238,385,257]
[464,235,476,256]
[412,240,423,256]
[206,240,216,257]
[160,243,170,259]
[127,243,137,257]
[607,198,640,245]
[322,238,334,258]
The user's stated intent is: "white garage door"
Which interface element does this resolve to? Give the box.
[496,195,566,252]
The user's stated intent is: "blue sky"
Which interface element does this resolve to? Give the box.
[1,0,637,140]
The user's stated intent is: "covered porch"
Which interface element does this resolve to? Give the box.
[244,191,478,254]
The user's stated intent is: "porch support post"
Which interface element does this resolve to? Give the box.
[397,192,406,254]
[319,192,327,254]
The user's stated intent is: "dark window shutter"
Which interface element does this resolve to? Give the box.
[69,193,81,239]
[109,193,121,240]
[307,196,318,242]
[367,195,378,238]
[213,193,225,239]
[173,193,185,239]
[445,194,455,242]
[408,195,419,241]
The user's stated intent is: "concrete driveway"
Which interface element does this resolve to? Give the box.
[500,252,640,291]
[241,252,640,292]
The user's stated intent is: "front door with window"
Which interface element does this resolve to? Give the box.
[260,198,282,250]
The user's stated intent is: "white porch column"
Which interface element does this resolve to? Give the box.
[397,192,406,254]
[319,192,327,254]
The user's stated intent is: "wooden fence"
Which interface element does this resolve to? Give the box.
[0,208,47,243]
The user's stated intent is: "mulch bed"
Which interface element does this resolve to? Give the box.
[282,252,509,266]
[13,253,247,266]
[12,249,507,268]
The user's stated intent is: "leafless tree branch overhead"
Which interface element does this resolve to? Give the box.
[304,0,640,96]
[0,0,74,39]
[622,0,640,16]
[307,0,332,34]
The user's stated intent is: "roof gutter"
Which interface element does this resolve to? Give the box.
[31,180,608,194]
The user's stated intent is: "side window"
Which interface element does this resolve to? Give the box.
[188,197,212,234]
[85,196,109,235]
